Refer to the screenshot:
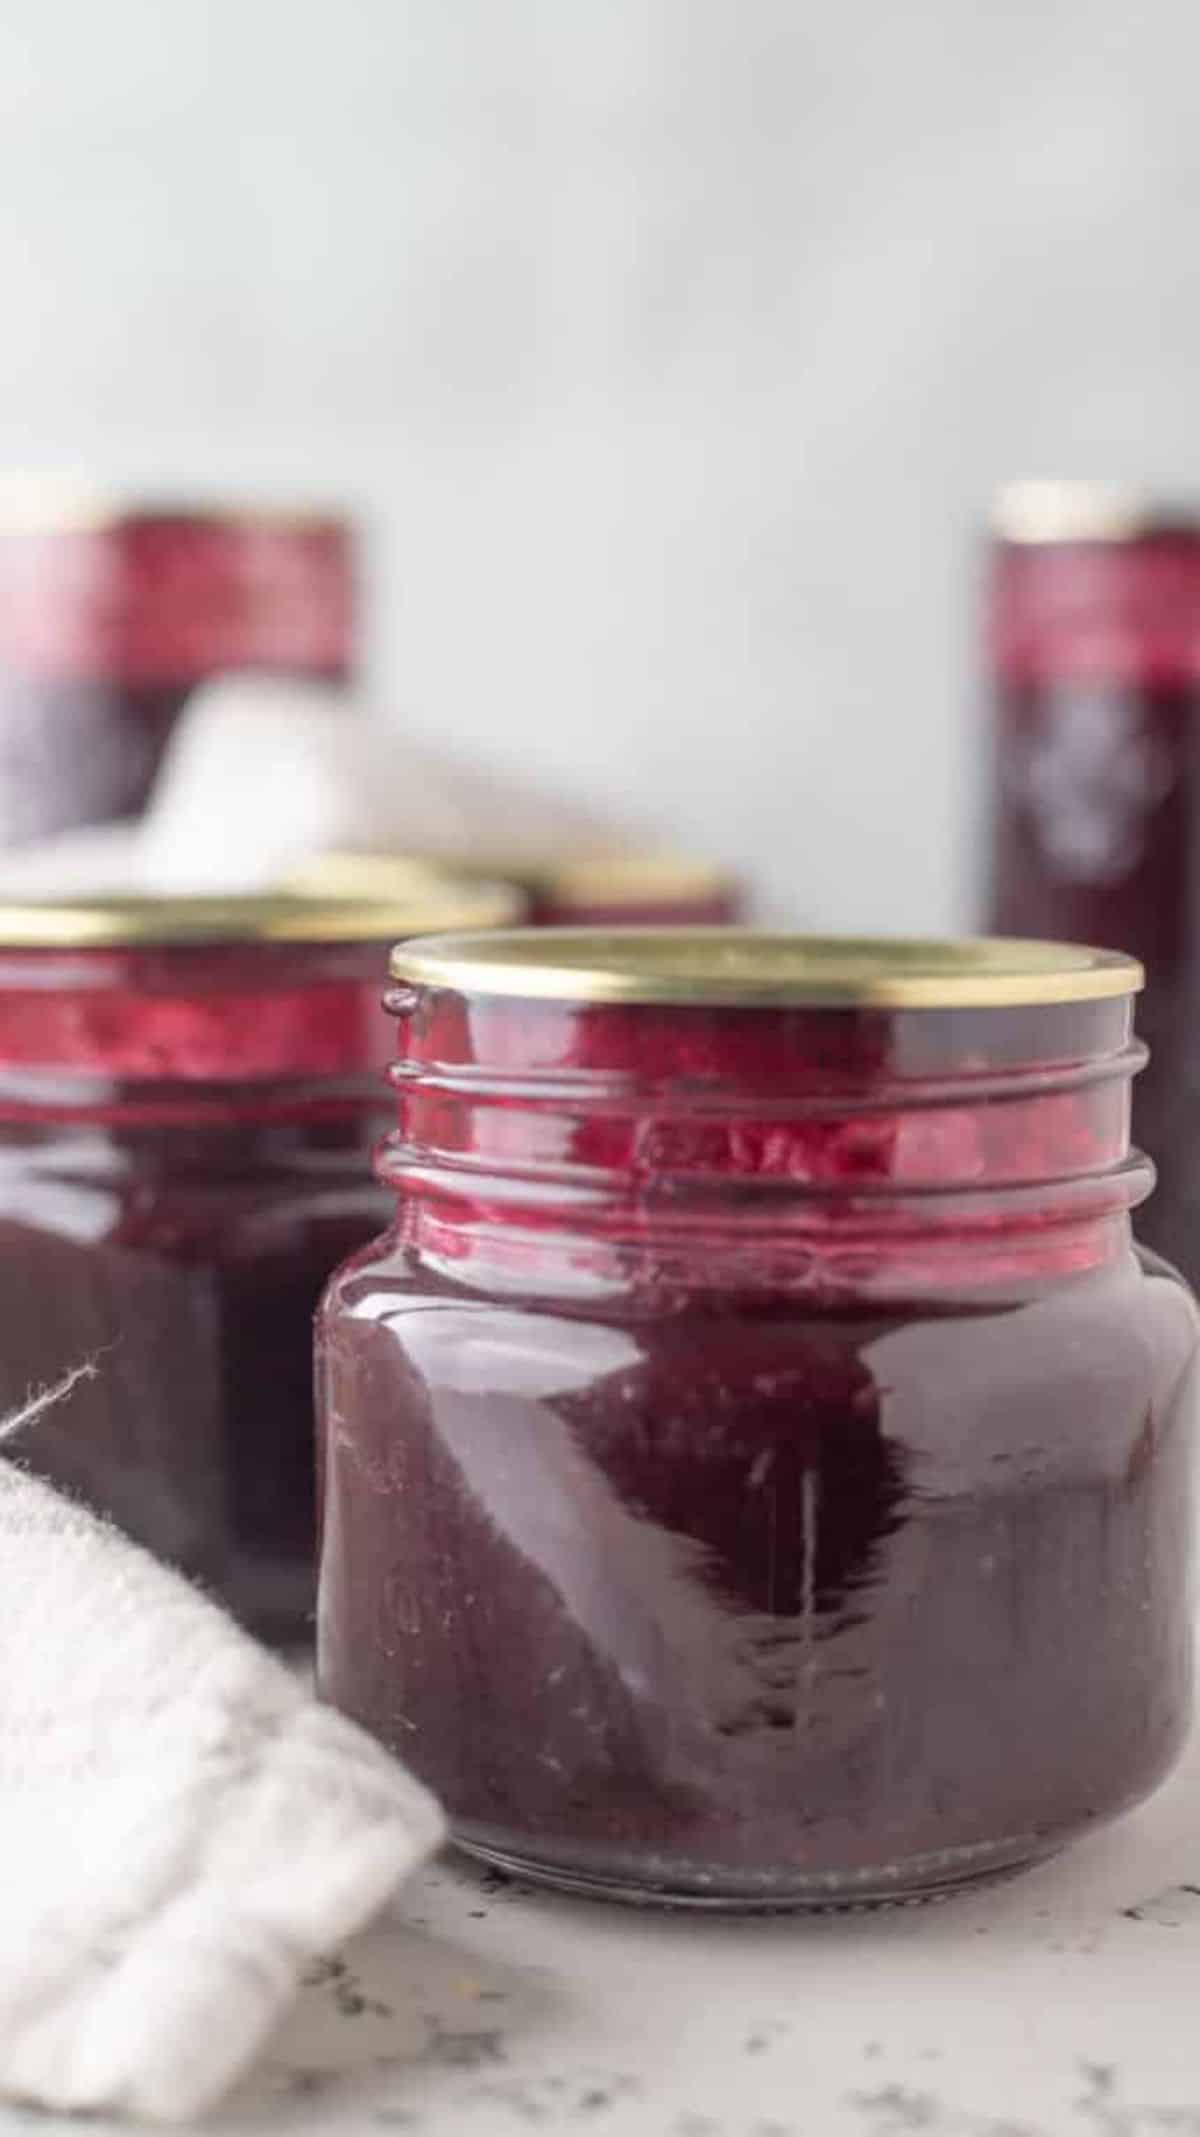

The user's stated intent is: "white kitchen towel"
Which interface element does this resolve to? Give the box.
[0,1381,446,2124]
[140,674,630,891]
[0,676,633,900]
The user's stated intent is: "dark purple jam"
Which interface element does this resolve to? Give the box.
[0,902,460,1642]
[316,934,1199,1907]
[0,1112,385,1637]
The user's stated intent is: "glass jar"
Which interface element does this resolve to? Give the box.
[317,929,1198,1908]
[0,880,517,1644]
[0,492,356,848]
[986,481,1200,1289]
[294,849,744,926]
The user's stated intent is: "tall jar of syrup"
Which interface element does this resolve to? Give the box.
[987,480,1200,1284]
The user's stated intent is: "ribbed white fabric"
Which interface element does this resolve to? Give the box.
[0,1385,444,2123]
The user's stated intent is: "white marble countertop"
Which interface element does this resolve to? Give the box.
[15,1723,1200,2137]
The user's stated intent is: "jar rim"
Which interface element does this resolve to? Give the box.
[0,883,521,949]
[993,480,1200,544]
[387,929,1144,1008]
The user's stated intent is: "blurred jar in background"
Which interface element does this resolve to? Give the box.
[0,487,356,849]
[986,481,1200,1281]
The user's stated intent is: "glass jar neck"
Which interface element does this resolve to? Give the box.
[380,985,1150,1299]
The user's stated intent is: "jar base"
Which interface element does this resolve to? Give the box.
[453,1830,1062,1914]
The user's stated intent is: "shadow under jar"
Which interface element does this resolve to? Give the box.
[317,929,1200,1909]
[0,881,517,1644]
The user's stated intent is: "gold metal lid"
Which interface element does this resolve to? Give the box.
[517,851,737,910]
[388,930,1144,1008]
[0,882,521,949]
[290,848,737,909]
[282,853,481,901]
[993,481,1200,544]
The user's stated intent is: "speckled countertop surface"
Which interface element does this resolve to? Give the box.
[13,1722,1200,2137]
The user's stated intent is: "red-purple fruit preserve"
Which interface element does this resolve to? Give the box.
[0,882,515,1643]
[316,930,1199,1908]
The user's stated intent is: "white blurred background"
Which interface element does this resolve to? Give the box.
[1,0,1197,928]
